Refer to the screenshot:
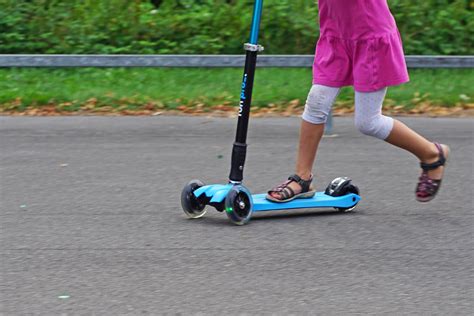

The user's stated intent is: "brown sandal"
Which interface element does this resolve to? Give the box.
[416,143,449,202]
[266,174,316,203]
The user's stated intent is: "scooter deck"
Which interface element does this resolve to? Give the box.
[193,184,360,213]
[252,192,360,212]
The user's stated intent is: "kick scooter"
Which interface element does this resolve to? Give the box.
[181,0,361,225]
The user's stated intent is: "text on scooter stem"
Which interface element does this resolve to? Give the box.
[239,73,248,117]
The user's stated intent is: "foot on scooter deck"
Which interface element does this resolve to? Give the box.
[251,191,360,212]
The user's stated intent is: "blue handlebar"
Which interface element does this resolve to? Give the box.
[249,0,263,44]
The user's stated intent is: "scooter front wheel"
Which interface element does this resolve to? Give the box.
[225,185,253,225]
[181,179,207,219]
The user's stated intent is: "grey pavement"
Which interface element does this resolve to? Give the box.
[1,116,473,315]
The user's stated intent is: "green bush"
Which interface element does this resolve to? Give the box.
[0,0,472,55]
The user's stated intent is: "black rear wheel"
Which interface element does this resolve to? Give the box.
[181,180,207,219]
[335,184,360,213]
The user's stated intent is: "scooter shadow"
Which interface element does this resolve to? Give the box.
[251,209,360,221]
[192,209,362,227]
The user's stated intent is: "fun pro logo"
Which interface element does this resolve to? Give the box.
[239,74,248,117]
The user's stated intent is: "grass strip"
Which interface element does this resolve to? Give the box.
[0,68,472,115]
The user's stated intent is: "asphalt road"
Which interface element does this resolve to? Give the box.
[1,116,473,315]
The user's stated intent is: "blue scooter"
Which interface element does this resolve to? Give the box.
[181,0,361,225]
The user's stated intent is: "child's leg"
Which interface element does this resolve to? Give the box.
[354,88,449,199]
[385,121,447,180]
[268,84,340,200]
[298,84,341,178]
[354,88,394,140]
[295,120,325,180]
[354,88,444,173]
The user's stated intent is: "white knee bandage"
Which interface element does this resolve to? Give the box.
[302,84,340,124]
[354,88,394,140]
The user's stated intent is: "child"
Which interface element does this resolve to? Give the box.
[267,0,449,203]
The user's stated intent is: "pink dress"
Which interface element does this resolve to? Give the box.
[313,0,410,92]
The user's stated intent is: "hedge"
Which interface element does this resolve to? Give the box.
[0,0,472,55]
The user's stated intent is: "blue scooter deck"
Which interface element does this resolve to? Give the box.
[194,184,360,213]
[252,192,360,212]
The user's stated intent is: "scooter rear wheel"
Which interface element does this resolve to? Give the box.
[225,185,253,225]
[181,180,207,219]
[335,184,360,213]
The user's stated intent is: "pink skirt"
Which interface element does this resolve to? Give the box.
[312,30,409,92]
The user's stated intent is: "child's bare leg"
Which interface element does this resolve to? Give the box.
[296,120,325,180]
[269,121,324,200]
[385,120,448,180]
[269,85,339,200]
[354,88,448,189]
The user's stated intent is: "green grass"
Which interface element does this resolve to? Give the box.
[0,68,472,112]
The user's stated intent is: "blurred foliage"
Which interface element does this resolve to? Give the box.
[0,0,472,54]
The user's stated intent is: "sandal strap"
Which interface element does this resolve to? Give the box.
[288,174,312,192]
[270,180,291,192]
[420,143,446,171]
[417,172,442,195]
[281,186,295,200]
[268,174,313,197]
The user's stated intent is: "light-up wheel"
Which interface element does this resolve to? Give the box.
[181,180,207,219]
[224,185,253,225]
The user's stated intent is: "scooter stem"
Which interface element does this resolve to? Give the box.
[229,0,264,183]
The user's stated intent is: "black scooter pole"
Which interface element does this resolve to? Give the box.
[229,0,264,183]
